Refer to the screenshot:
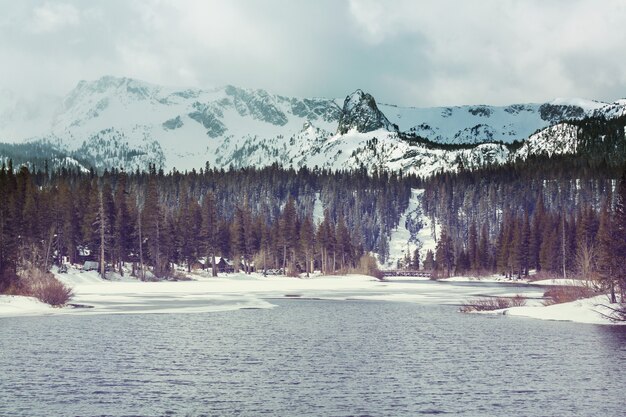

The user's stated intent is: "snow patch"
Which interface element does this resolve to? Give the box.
[384,188,423,268]
[550,97,607,111]
[505,295,623,325]
[0,295,55,317]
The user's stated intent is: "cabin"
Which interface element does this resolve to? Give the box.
[189,259,205,271]
[216,257,235,273]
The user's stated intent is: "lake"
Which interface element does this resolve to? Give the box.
[1,298,624,416]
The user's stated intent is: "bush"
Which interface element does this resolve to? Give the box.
[23,268,74,307]
[507,294,527,307]
[605,304,626,322]
[542,285,596,306]
[460,295,526,313]
[351,254,384,280]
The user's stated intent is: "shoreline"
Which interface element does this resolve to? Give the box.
[0,268,622,325]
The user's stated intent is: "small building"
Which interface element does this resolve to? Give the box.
[216,257,235,273]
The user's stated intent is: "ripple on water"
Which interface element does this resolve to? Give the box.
[0,300,625,417]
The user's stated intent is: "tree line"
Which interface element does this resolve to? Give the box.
[0,162,415,290]
[421,155,626,303]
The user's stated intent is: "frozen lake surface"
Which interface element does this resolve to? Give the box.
[1,298,625,416]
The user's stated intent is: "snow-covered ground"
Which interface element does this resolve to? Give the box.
[0,267,621,325]
[0,295,55,317]
[489,295,623,325]
[440,274,593,287]
[451,274,625,324]
[0,267,531,317]
[529,278,590,287]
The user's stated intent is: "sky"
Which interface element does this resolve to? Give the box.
[1,0,626,107]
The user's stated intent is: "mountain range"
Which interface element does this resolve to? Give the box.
[1,76,625,176]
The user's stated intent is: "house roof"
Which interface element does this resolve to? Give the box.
[217,257,233,266]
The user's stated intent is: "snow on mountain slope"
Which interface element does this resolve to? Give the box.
[301,129,509,177]
[379,102,542,144]
[550,97,607,111]
[594,99,626,119]
[2,75,626,174]
[378,98,611,145]
[514,123,579,159]
[48,76,341,171]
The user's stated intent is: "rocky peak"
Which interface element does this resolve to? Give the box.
[337,90,396,135]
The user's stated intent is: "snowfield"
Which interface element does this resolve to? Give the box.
[503,295,621,325]
[0,266,621,325]
[0,295,55,317]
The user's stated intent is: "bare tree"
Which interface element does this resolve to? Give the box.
[575,241,596,287]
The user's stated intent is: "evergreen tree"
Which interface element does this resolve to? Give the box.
[411,247,420,270]
[478,224,490,271]
[529,197,545,271]
[94,188,112,278]
[468,220,478,271]
[511,212,530,278]
[0,163,18,289]
[113,173,132,275]
[143,176,163,277]
[596,200,617,302]
[435,229,454,277]
[317,211,334,274]
[201,191,219,276]
[335,216,352,270]
[613,170,626,301]
[299,215,315,276]
[423,249,435,271]
[279,198,298,274]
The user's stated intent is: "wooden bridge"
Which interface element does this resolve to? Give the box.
[381,270,433,278]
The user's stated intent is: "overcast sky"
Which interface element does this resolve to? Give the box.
[1,0,626,106]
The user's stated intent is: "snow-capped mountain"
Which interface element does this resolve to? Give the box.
[1,75,625,176]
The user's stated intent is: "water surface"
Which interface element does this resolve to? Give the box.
[1,299,623,416]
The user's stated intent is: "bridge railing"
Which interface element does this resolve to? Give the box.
[380,270,433,278]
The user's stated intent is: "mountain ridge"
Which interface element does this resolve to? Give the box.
[1,75,625,175]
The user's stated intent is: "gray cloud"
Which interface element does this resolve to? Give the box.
[1,0,625,106]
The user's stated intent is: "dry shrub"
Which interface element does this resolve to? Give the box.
[460,295,526,313]
[286,267,300,278]
[542,285,596,306]
[429,270,441,280]
[23,268,73,307]
[509,294,527,307]
[350,254,384,280]
[606,304,626,322]
[164,270,192,281]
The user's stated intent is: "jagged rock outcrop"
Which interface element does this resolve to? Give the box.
[337,90,397,134]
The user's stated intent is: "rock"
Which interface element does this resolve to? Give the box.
[337,90,397,134]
